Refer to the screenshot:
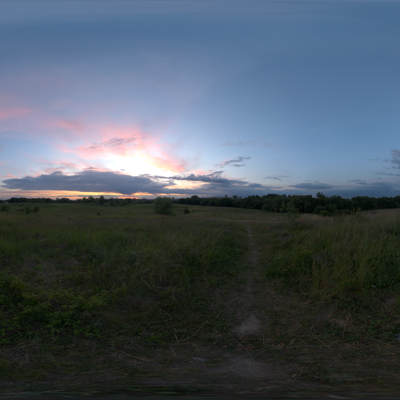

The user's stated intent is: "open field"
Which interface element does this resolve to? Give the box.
[1,203,400,397]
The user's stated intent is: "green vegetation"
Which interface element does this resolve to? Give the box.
[254,210,400,341]
[153,196,174,215]
[0,203,247,347]
[177,192,400,213]
[2,201,400,393]
[5,191,400,214]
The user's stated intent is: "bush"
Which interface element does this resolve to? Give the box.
[333,209,351,217]
[0,205,10,212]
[183,207,190,214]
[313,205,326,214]
[319,210,331,217]
[154,197,174,215]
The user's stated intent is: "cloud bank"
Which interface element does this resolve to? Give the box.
[1,170,277,197]
[3,170,399,199]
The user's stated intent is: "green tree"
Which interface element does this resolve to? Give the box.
[154,197,174,215]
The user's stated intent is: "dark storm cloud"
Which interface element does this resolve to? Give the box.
[215,156,250,168]
[290,182,336,190]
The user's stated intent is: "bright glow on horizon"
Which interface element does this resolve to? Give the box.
[1,1,400,199]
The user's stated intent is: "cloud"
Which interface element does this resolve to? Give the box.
[3,170,400,199]
[1,168,288,198]
[169,171,246,185]
[390,149,400,169]
[347,179,367,185]
[55,119,86,134]
[0,108,30,121]
[383,159,390,162]
[265,175,288,181]
[366,158,379,162]
[215,156,250,168]
[222,140,282,148]
[283,180,400,198]
[2,170,166,195]
[325,181,400,199]
[87,135,136,151]
[375,172,400,177]
[290,182,336,190]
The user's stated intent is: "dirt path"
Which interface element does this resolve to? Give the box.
[231,225,262,337]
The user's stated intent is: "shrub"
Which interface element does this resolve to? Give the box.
[333,209,350,217]
[183,207,190,214]
[319,210,331,217]
[154,197,174,215]
[313,205,326,214]
[0,205,10,212]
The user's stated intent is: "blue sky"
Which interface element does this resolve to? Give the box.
[1,0,399,199]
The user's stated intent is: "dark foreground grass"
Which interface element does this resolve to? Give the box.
[3,203,400,394]
[0,203,247,348]
[254,209,400,342]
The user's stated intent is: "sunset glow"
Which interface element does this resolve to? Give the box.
[1,1,400,199]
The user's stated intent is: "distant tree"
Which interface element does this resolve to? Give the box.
[99,195,105,205]
[154,197,173,215]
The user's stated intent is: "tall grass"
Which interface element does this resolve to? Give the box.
[260,210,400,302]
[0,205,247,343]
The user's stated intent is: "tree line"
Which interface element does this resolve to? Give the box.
[2,192,400,215]
[176,193,400,215]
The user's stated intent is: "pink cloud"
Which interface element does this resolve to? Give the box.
[54,119,86,134]
[67,124,189,173]
[0,93,191,175]
[0,108,30,121]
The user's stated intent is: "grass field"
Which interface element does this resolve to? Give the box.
[1,202,400,396]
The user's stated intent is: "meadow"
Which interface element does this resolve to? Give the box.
[1,202,400,396]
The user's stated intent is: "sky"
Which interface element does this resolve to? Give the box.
[1,0,400,199]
